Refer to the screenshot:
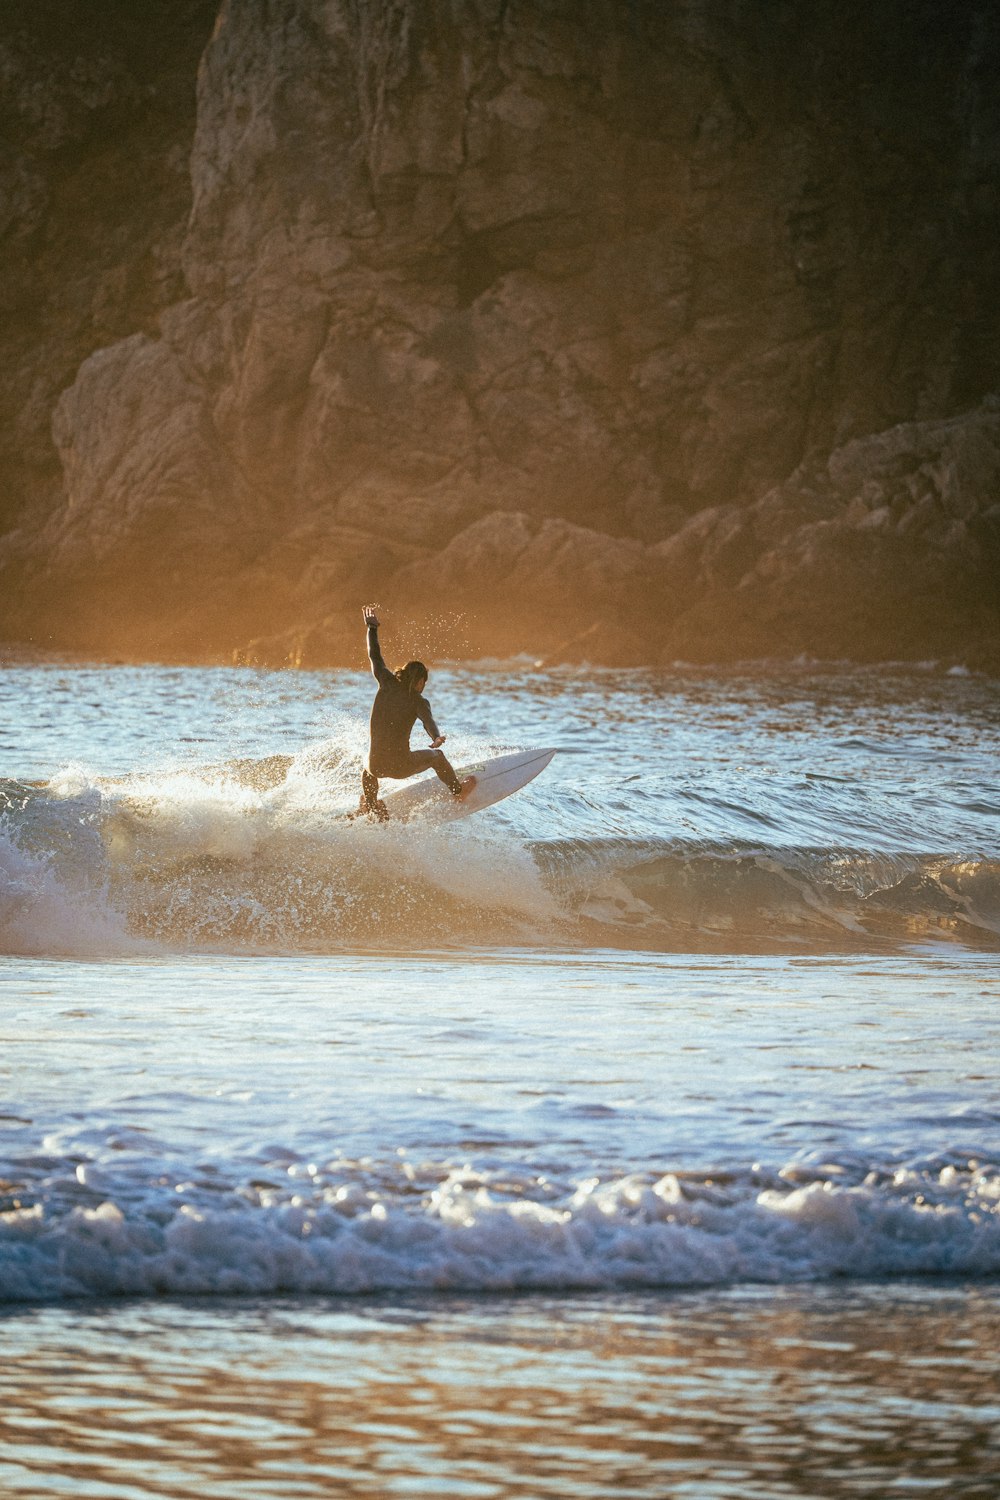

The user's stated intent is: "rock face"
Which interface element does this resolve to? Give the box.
[2,0,999,667]
[0,2,219,544]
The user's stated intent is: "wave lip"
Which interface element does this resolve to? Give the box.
[557,840,1000,950]
[2,1153,997,1303]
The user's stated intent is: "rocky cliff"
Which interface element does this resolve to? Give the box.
[2,0,999,668]
[0,2,219,588]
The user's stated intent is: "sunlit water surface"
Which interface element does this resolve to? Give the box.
[1,659,998,1496]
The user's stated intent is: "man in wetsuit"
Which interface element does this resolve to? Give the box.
[359,606,476,819]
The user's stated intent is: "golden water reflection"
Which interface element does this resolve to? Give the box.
[1,1283,999,1498]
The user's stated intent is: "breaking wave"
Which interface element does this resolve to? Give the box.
[2,748,999,957]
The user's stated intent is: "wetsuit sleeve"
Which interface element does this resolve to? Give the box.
[367,625,394,687]
[416,696,440,740]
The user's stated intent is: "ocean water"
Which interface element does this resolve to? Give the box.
[1,658,999,1496]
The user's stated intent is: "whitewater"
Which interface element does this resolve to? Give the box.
[1,657,998,1496]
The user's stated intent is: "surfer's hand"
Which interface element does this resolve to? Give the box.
[430,736,445,749]
[363,605,379,628]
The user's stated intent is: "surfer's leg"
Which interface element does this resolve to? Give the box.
[399,748,467,795]
[360,769,388,821]
[420,749,477,799]
[431,749,464,794]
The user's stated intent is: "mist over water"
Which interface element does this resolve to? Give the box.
[2,659,999,1495]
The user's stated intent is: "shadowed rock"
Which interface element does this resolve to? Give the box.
[1,0,999,667]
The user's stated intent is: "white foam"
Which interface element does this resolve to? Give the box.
[104,770,269,867]
[0,831,134,958]
[99,749,560,947]
[2,1158,997,1302]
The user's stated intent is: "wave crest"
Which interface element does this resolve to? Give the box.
[3,763,999,955]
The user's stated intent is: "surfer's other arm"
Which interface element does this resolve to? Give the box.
[363,605,394,687]
[416,697,444,747]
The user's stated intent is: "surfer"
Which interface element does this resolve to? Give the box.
[359,606,476,819]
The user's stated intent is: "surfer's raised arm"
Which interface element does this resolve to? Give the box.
[363,605,394,687]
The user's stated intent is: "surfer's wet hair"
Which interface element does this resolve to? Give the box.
[396,660,428,691]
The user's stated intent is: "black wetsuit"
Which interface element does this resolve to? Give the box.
[366,626,440,775]
[362,625,461,813]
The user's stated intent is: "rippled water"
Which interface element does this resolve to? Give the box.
[4,1287,999,1498]
[1,658,998,1495]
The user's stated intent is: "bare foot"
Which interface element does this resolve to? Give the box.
[456,775,477,800]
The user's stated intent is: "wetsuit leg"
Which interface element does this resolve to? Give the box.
[404,748,463,795]
[360,768,388,820]
[369,749,466,798]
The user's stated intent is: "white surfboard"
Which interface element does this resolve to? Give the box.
[373,747,556,824]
